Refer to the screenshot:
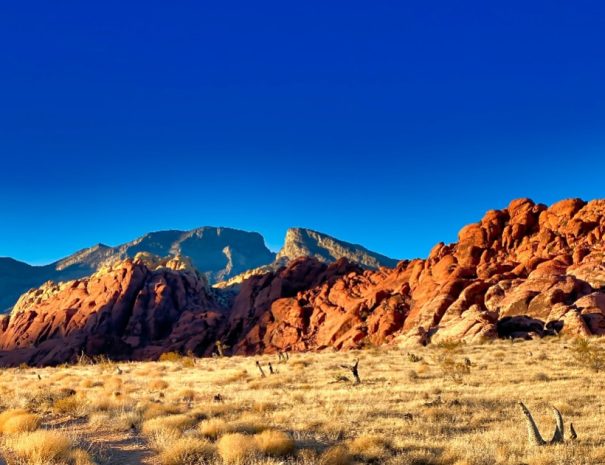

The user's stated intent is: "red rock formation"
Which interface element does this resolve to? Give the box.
[226,198,605,353]
[0,256,224,366]
[1,198,605,366]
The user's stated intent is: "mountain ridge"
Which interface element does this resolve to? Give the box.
[0,226,397,312]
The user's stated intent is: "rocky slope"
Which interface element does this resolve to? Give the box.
[0,227,276,312]
[277,228,398,269]
[214,228,398,288]
[1,198,605,366]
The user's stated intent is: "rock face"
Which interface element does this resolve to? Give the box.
[214,228,398,288]
[0,254,225,366]
[222,198,605,354]
[2,198,605,366]
[276,228,398,269]
[0,227,276,312]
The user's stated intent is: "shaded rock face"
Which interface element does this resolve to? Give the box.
[2,197,605,366]
[0,227,276,312]
[0,257,225,366]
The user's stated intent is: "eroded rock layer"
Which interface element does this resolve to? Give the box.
[1,198,605,366]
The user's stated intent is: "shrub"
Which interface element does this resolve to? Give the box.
[52,395,87,416]
[439,356,471,383]
[217,433,259,463]
[142,414,197,437]
[148,379,170,391]
[67,448,95,465]
[8,430,72,464]
[434,339,464,353]
[199,418,229,439]
[254,430,295,456]
[159,352,183,362]
[158,437,215,465]
[176,389,197,402]
[0,409,41,434]
[348,435,391,461]
[320,445,352,465]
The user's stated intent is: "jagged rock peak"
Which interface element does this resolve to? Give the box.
[276,228,398,269]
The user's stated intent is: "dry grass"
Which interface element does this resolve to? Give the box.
[254,429,295,456]
[0,409,41,434]
[1,337,605,464]
[5,429,92,465]
[217,432,259,463]
[158,437,215,465]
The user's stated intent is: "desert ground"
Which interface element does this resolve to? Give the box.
[1,338,604,465]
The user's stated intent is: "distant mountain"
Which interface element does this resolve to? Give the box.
[0,226,398,313]
[0,227,275,312]
[215,228,399,288]
[277,228,399,269]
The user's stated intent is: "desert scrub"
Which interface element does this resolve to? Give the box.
[158,437,215,465]
[570,337,605,372]
[254,429,295,456]
[6,429,93,465]
[439,356,471,383]
[141,414,197,437]
[0,408,41,434]
[217,433,259,463]
[320,445,352,465]
[198,418,230,439]
[347,435,392,461]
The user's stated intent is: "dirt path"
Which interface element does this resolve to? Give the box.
[48,417,158,465]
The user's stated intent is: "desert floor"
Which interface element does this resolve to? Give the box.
[1,337,604,465]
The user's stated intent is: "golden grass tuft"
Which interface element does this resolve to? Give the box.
[0,409,41,434]
[320,445,352,465]
[254,429,295,456]
[141,413,197,437]
[347,434,391,460]
[217,432,259,463]
[148,379,169,390]
[158,437,215,465]
[8,430,72,464]
[198,418,230,439]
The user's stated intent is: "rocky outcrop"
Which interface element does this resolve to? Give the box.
[2,198,605,366]
[214,228,398,289]
[276,228,398,269]
[0,227,276,312]
[2,226,398,313]
[218,198,605,353]
[0,255,225,366]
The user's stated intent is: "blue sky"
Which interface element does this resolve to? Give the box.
[1,1,604,264]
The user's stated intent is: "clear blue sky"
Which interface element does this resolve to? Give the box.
[1,1,604,265]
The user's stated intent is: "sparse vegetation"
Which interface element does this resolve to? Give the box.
[0,338,603,464]
[570,337,605,372]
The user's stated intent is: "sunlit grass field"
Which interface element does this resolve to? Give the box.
[1,337,604,465]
